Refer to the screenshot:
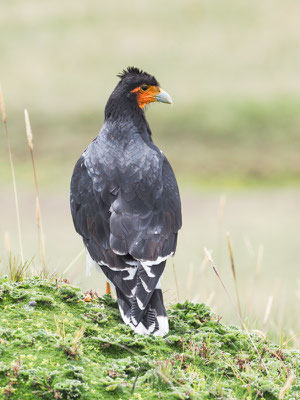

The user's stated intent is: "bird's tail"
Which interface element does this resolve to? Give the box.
[117,262,169,336]
[117,285,168,336]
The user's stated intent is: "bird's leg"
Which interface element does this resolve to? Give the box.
[106,281,111,296]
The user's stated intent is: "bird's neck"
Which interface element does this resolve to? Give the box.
[104,96,152,140]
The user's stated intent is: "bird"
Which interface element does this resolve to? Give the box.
[70,67,182,336]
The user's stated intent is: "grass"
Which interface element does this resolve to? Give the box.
[0,275,299,399]
[6,255,32,283]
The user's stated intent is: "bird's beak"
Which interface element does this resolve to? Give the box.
[154,88,173,105]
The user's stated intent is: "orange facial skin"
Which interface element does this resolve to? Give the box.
[130,85,161,109]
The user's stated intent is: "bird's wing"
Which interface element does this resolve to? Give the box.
[71,154,140,300]
[108,148,182,263]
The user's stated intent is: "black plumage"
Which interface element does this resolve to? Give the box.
[70,67,182,335]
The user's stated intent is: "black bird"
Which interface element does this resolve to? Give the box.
[70,67,182,335]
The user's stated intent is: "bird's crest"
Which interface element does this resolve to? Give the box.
[117,66,147,80]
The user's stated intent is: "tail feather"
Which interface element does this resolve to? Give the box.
[117,286,168,336]
[150,287,169,336]
[98,258,168,336]
[116,287,131,325]
[129,263,165,327]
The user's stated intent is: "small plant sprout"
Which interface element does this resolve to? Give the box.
[24,109,47,275]
[0,86,24,265]
[70,326,86,356]
[54,316,85,359]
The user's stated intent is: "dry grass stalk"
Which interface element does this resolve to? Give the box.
[263,295,273,325]
[172,258,180,302]
[226,232,243,324]
[284,330,300,349]
[131,366,143,395]
[252,329,266,340]
[72,326,85,346]
[204,247,270,375]
[55,316,66,340]
[63,248,85,276]
[216,194,226,265]
[24,108,33,150]
[278,373,295,399]
[0,86,24,265]
[24,109,47,274]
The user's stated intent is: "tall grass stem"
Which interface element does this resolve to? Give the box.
[226,232,243,324]
[24,109,47,273]
[216,193,226,265]
[0,87,24,264]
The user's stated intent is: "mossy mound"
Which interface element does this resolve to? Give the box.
[0,277,299,399]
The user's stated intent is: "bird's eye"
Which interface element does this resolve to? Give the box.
[140,85,148,92]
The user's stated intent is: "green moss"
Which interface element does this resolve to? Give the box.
[58,285,83,303]
[0,277,299,399]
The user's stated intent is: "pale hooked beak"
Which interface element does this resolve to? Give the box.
[154,88,173,105]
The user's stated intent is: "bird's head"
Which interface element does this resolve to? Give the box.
[105,67,172,121]
[118,67,172,108]
[117,67,172,109]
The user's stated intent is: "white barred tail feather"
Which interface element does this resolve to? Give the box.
[117,283,169,336]
[97,256,169,336]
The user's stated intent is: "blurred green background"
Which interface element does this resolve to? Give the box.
[1,0,299,346]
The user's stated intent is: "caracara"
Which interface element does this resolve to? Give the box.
[70,67,182,336]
